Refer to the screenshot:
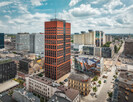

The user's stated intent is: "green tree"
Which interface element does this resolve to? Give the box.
[108,92,112,98]
[93,87,97,92]
[92,76,98,81]
[40,97,44,102]
[102,42,111,47]
[114,45,118,53]
[98,80,101,85]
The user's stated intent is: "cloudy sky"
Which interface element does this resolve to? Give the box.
[0,0,133,34]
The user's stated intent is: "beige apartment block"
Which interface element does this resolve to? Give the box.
[74,30,105,47]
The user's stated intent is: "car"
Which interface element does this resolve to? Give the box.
[64,79,68,82]
[104,80,107,83]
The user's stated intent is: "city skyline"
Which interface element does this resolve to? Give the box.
[0,0,133,34]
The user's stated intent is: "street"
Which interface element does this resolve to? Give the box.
[81,42,124,102]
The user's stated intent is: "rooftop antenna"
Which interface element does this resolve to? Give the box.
[55,9,57,19]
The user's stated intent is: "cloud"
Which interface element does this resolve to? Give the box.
[6,12,51,33]
[69,0,81,7]
[30,0,46,6]
[69,4,101,17]
[0,1,12,7]
[103,0,124,10]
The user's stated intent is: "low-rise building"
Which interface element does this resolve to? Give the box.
[0,93,17,102]
[0,58,17,83]
[72,44,114,58]
[68,73,91,96]
[112,72,133,102]
[124,39,133,57]
[19,58,44,75]
[26,76,80,102]
[75,56,104,76]
[26,76,59,98]
[13,88,40,102]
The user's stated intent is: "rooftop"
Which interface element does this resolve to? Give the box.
[13,88,39,102]
[125,39,133,43]
[118,81,133,102]
[50,18,66,22]
[20,58,32,63]
[30,76,54,86]
[48,94,70,102]
[57,85,79,101]
[0,80,19,93]
[0,58,12,64]
[0,94,17,102]
[68,73,90,83]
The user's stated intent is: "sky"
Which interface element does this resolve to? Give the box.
[0,0,133,34]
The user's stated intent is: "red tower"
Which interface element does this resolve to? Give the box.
[44,19,71,80]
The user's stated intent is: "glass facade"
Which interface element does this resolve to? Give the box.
[0,33,4,49]
[0,61,16,83]
[45,20,71,80]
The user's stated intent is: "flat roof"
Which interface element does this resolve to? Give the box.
[29,76,54,86]
[0,94,17,102]
[0,59,12,64]
[0,80,19,93]
[68,73,90,83]
[48,94,70,102]
[125,39,133,42]
[57,85,79,101]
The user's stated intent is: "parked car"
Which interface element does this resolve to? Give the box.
[104,80,107,83]
[64,79,68,82]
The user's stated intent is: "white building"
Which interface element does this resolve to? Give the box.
[26,76,58,98]
[16,33,30,51]
[26,76,80,102]
[30,33,44,57]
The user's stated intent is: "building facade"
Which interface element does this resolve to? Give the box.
[19,59,31,74]
[68,73,91,96]
[45,19,71,80]
[0,59,16,83]
[105,34,113,43]
[74,56,104,76]
[77,45,114,58]
[0,33,4,49]
[16,33,30,51]
[73,30,105,47]
[30,33,44,57]
[26,76,80,102]
[26,76,58,99]
[124,39,133,57]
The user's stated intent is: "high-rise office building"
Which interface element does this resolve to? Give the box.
[30,33,44,57]
[0,33,4,49]
[16,33,30,51]
[44,19,71,80]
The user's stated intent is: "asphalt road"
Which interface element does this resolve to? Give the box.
[81,42,124,102]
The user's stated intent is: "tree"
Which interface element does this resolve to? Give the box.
[114,45,118,53]
[40,97,44,102]
[108,92,112,98]
[102,42,111,47]
[93,87,97,92]
[98,80,101,85]
[92,76,98,81]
